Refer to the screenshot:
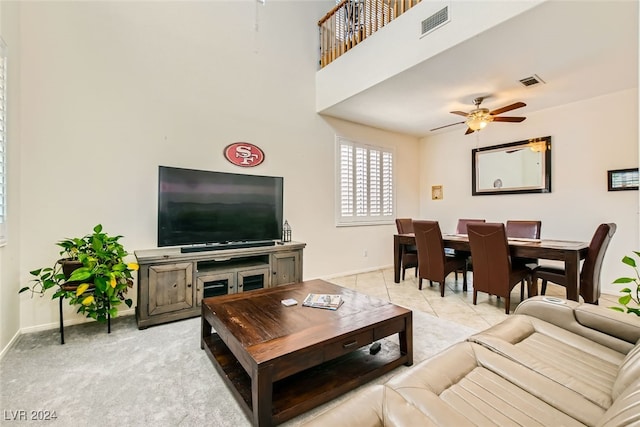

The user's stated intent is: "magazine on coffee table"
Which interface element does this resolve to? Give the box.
[302,293,344,310]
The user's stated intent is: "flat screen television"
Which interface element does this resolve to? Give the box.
[158,166,284,248]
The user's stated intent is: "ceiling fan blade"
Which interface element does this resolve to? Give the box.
[492,116,526,123]
[430,121,465,131]
[450,111,470,117]
[464,127,475,135]
[490,102,526,116]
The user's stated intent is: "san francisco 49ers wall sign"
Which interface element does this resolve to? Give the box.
[224,142,265,167]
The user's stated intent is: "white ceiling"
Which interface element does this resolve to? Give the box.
[318,1,639,138]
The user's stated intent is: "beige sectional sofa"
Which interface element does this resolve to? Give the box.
[303,297,640,426]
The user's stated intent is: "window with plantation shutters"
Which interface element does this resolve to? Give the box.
[0,39,6,246]
[336,137,395,226]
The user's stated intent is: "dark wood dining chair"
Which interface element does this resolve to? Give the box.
[395,218,418,280]
[537,223,616,304]
[467,222,533,314]
[506,220,542,240]
[412,220,467,296]
[506,220,542,298]
[456,218,486,234]
[453,218,485,280]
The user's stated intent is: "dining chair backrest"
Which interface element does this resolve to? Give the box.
[581,223,617,303]
[456,219,486,234]
[395,218,418,280]
[412,220,446,281]
[506,220,542,239]
[467,223,512,294]
[396,218,414,234]
[468,222,532,314]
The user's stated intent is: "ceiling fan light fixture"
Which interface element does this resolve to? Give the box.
[466,109,492,131]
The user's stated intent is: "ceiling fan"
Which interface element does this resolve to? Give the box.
[431,97,527,135]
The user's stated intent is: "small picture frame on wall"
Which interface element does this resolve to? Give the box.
[432,185,443,200]
[608,168,639,191]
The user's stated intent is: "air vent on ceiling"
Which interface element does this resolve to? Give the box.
[421,6,449,37]
[519,74,546,87]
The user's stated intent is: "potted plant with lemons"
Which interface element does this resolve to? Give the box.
[19,224,138,323]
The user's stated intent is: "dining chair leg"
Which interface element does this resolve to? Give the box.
[462,267,468,292]
[440,282,446,297]
[505,295,511,314]
[473,290,478,306]
[541,279,548,295]
[418,278,423,290]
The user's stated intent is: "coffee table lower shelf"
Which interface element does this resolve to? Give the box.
[203,333,409,425]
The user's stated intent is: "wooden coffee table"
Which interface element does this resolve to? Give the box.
[201,279,413,426]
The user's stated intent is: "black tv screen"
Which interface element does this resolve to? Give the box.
[158,166,283,247]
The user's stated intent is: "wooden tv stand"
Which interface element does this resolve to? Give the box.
[134,241,305,329]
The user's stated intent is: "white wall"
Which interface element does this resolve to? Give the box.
[419,89,639,295]
[0,1,22,355]
[316,0,542,111]
[14,1,421,332]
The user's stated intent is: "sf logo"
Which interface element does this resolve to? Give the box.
[224,143,265,167]
[235,145,260,165]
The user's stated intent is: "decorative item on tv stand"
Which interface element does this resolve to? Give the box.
[282,220,292,242]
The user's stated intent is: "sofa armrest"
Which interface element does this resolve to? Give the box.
[515,296,640,352]
[300,384,453,427]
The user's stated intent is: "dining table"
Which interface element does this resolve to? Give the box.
[393,233,590,301]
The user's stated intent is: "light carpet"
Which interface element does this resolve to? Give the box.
[0,311,477,426]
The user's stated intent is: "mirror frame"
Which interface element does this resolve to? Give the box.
[472,136,551,196]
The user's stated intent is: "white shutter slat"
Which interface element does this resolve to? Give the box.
[336,136,394,225]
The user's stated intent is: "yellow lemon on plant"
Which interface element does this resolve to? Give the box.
[75,283,90,296]
[127,263,139,271]
[110,275,117,288]
[82,295,94,306]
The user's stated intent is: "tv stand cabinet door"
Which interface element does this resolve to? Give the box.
[271,251,301,286]
[238,267,270,292]
[148,262,194,315]
[196,272,237,306]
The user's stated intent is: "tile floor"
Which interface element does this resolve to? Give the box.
[328,267,620,331]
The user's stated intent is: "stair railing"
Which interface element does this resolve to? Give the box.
[318,0,422,68]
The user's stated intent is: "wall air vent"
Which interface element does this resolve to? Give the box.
[519,74,546,87]
[421,6,450,37]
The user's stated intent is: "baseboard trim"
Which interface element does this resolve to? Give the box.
[0,328,21,361]
[320,264,393,281]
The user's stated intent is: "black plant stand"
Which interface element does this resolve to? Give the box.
[58,290,110,345]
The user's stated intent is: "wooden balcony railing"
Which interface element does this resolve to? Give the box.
[318,0,422,68]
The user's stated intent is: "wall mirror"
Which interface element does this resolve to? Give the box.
[472,136,551,196]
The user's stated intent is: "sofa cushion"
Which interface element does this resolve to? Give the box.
[598,377,640,427]
[515,297,638,354]
[574,304,640,348]
[468,315,625,409]
[301,384,474,427]
[387,342,603,426]
[612,340,640,400]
